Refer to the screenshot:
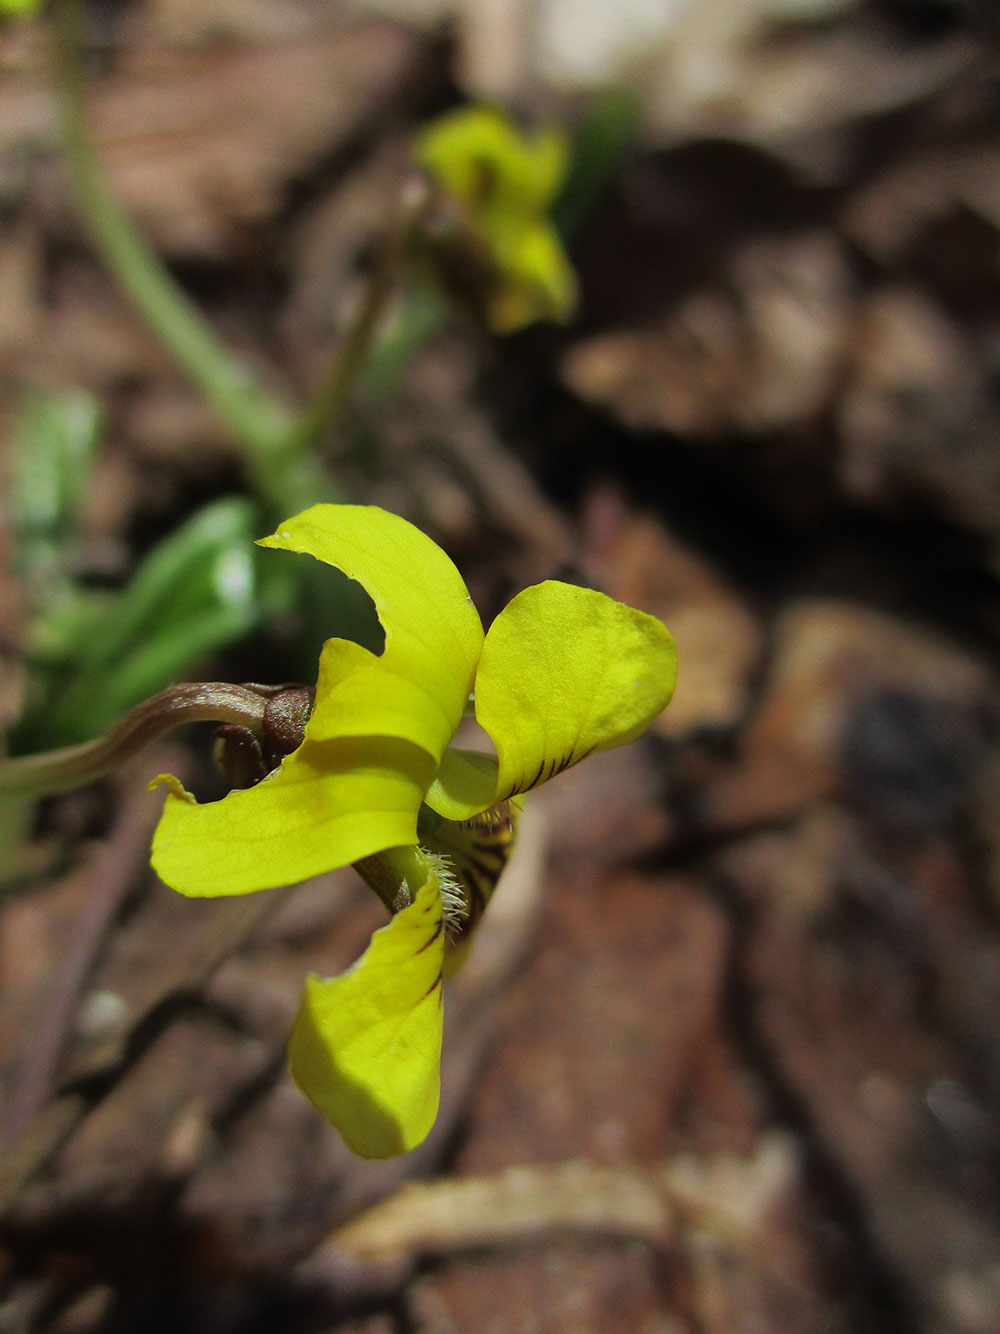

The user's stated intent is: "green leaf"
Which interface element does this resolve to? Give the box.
[76,497,259,674]
[551,88,639,238]
[23,499,267,747]
[10,387,101,577]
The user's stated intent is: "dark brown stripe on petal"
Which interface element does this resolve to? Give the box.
[416,918,444,954]
[555,748,574,775]
[470,840,505,861]
[463,868,488,914]
[419,971,443,1002]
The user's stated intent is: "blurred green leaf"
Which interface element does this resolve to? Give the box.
[24,586,115,662]
[12,498,281,749]
[551,88,639,238]
[10,387,101,577]
[0,0,44,20]
[78,600,260,731]
[74,498,258,674]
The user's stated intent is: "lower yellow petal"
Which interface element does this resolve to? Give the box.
[287,867,445,1159]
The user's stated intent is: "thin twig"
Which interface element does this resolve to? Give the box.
[0,877,298,1216]
[0,771,171,1145]
[318,1135,796,1268]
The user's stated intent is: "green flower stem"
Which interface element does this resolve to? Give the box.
[51,0,445,512]
[0,683,271,799]
[51,0,330,515]
[287,177,434,456]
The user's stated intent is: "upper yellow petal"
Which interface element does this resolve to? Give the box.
[260,506,483,768]
[287,865,445,1158]
[426,581,676,819]
[481,581,676,795]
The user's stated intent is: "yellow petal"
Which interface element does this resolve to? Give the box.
[480,581,677,795]
[416,107,568,218]
[485,221,578,331]
[308,638,459,768]
[287,866,445,1159]
[426,581,676,820]
[425,746,499,821]
[260,506,483,768]
[0,0,44,18]
[150,736,434,897]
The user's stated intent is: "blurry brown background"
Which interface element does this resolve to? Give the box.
[2,1,1000,1330]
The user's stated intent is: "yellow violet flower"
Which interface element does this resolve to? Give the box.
[0,0,44,17]
[415,106,578,333]
[150,505,676,1158]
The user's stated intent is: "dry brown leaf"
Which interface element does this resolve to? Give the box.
[85,21,421,256]
[839,286,1000,543]
[563,232,851,439]
[843,144,1000,265]
[703,599,993,831]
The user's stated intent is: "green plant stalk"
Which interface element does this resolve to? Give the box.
[52,0,331,514]
[52,0,450,509]
[288,176,434,456]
